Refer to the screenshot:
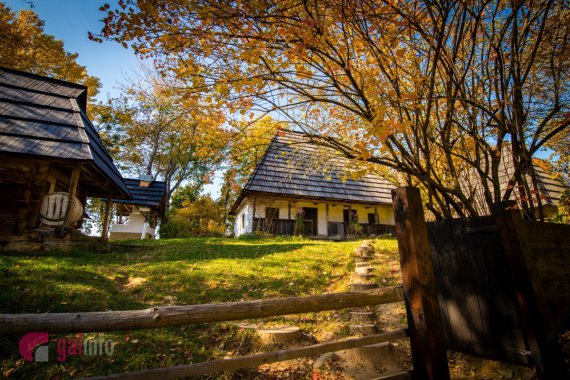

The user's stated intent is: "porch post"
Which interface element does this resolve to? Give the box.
[325,203,330,237]
[101,197,112,241]
[251,197,256,233]
[63,167,81,230]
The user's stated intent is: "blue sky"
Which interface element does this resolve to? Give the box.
[5,0,138,100]
[4,0,224,197]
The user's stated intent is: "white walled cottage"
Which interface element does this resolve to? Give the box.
[230,130,396,238]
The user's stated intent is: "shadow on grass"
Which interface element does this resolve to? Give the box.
[1,238,323,266]
[0,266,144,314]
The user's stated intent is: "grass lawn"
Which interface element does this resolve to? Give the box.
[0,236,401,379]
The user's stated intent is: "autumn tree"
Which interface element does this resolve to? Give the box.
[219,117,284,220]
[98,0,569,219]
[160,192,225,238]
[0,3,101,99]
[96,68,229,206]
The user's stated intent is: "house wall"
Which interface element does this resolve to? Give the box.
[233,198,254,236]
[110,206,155,240]
[233,196,394,237]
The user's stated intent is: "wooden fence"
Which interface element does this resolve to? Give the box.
[0,288,411,379]
[392,186,570,380]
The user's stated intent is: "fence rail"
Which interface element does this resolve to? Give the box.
[0,287,404,335]
[88,330,408,380]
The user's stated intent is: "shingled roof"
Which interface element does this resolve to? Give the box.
[231,130,395,213]
[112,178,167,217]
[0,66,129,197]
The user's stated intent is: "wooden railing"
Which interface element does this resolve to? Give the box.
[253,218,314,235]
[328,222,394,237]
[0,288,408,380]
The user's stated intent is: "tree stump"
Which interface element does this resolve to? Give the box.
[255,326,302,347]
[349,324,378,336]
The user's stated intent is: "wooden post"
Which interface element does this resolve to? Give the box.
[392,186,450,380]
[493,201,567,379]
[28,163,50,228]
[101,197,112,241]
[251,198,256,233]
[62,167,80,230]
[288,201,292,220]
[325,203,330,237]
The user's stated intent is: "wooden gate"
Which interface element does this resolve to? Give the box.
[392,186,569,380]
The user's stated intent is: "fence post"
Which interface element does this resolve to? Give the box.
[392,187,450,380]
[493,201,567,379]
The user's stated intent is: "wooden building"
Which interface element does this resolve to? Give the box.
[0,67,130,242]
[460,145,567,219]
[230,130,396,238]
[109,176,167,240]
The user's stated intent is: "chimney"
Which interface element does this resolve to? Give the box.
[138,174,153,188]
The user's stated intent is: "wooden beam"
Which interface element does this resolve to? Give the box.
[392,186,450,380]
[0,287,404,335]
[62,167,81,229]
[87,330,408,380]
[493,201,567,379]
[101,197,112,241]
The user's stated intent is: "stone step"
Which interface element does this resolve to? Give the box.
[312,352,340,369]
[369,371,412,380]
[355,266,374,274]
[349,311,376,323]
[356,262,373,267]
[361,240,373,248]
[351,273,376,283]
[335,341,394,368]
[355,256,374,263]
[349,324,378,336]
[350,282,379,292]
[355,246,375,256]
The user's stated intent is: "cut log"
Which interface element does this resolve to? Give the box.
[349,324,378,336]
[350,283,379,292]
[255,326,301,346]
[350,311,376,323]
